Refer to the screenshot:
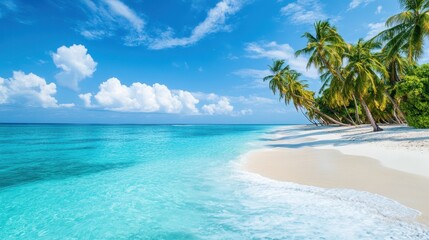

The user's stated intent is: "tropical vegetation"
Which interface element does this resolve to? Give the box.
[396,64,429,128]
[264,0,429,130]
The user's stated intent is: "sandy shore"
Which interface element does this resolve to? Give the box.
[243,125,429,225]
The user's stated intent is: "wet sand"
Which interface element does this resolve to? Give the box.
[243,125,429,225]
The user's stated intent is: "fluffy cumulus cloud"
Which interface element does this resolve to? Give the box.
[52,44,97,90]
[80,79,254,116]
[149,0,244,49]
[281,0,326,25]
[78,93,93,108]
[0,78,8,104]
[195,93,253,116]
[202,97,234,115]
[245,41,319,79]
[349,0,374,10]
[82,77,200,114]
[0,71,72,108]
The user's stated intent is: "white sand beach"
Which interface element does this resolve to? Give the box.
[243,125,429,225]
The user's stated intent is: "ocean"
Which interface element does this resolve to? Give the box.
[0,124,428,239]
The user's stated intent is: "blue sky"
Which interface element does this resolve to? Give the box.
[0,0,402,124]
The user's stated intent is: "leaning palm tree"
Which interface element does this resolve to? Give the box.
[284,69,348,126]
[296,21,360,123]
[264,60,348,126]
[375,0,429,62]
[263,60,315,124]
[344,39,388,132]
[263,59,290,100]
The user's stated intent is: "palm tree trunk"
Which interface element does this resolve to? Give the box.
[319,55,361,124]
[351,95,361,124]
[358,96,383,132]
[288,90,349,126]
[391,106,402,124]
[334,111,354,125]
[342,103,356,125]
[384,90,406,124]
[300,108,318,126]
[317,117,327,125]
[311,107,349,126]
[380,117,389,124]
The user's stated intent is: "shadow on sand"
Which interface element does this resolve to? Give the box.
[260,125,429,149]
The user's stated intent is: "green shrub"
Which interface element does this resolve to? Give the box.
[397,67,429,128]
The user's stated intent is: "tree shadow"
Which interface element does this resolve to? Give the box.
[260,126,358,142]
[262,126,429,148]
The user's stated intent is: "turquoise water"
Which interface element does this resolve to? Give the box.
[0,124,428,239]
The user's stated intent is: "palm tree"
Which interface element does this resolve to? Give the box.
[296,21,361,123]
[263,60,315,124]
[378,50,408,123]
[375,0,429,62]
[344,39,387,131]
[319,72,357,125]
[263,60,290,100]
[296,21,345,76]
[264,60,348,126]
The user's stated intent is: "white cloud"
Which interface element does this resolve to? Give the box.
[78,93,93,107]
[149,0,243,49]
[0,71,72,108]
[78,0,245,48]
[80,0,146,44]
[245,41,319,79]
[233,95,275,105]
[280,0,326,25]
[82,77,200,114]
[192,92,258,116]
[375,5,382,14]
[192,92,221,102]
[239,108,253,115]
[202,97,234,115]
[0,78,8,104]
[79,78,254,116]
[52,44,97,90]
[59,103,75,108]
[80,29,110,39]
[365,22,386,40]
[103,0,144,32]
[349,0,374,10]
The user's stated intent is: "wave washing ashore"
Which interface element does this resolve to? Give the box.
[1,124,429,239]
[243,125,429,226]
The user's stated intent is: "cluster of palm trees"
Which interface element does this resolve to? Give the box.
[264,0,429,131]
